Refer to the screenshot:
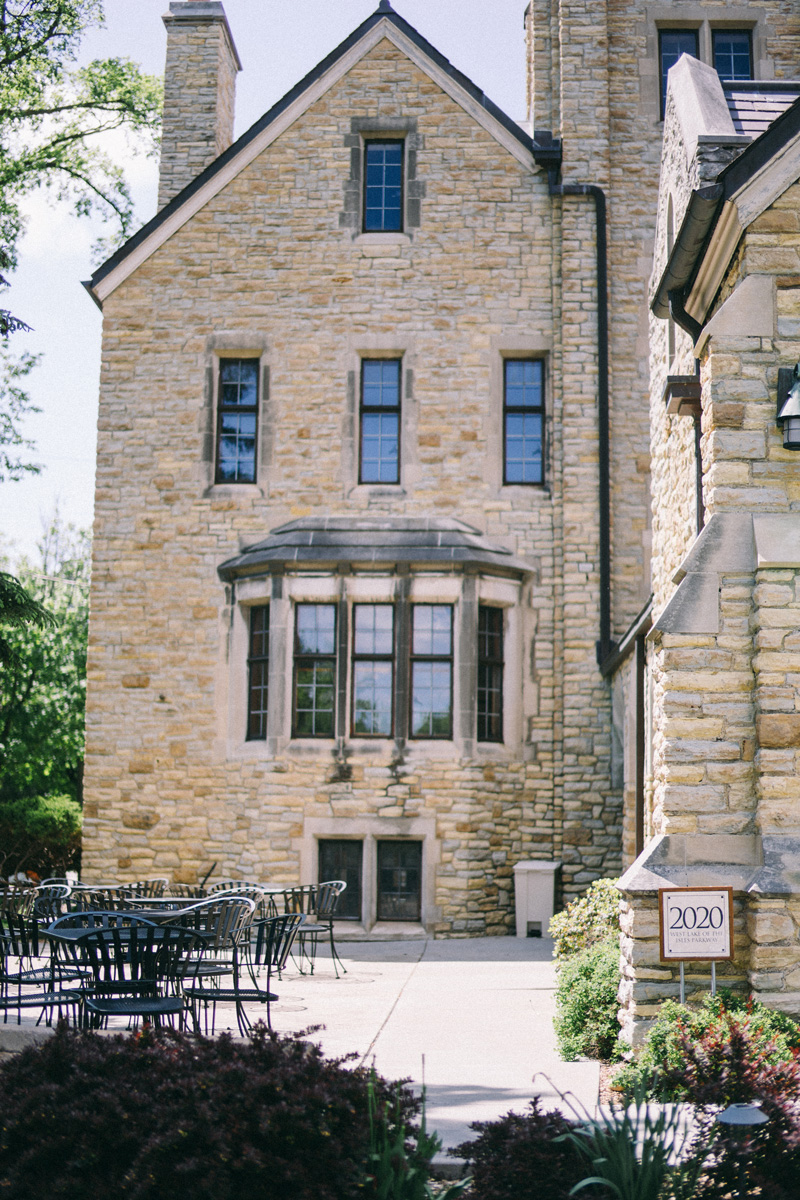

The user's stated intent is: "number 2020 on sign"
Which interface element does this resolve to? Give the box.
[659,887,734,962]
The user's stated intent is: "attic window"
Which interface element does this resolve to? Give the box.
[363,140,403,231]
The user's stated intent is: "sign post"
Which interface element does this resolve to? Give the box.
[659,887,734,1003]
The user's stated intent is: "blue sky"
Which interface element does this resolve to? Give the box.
[0,0,528,562]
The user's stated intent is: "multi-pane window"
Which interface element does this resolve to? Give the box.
[360,359,400,484]
[364,140,403,232]
[713,30,752,81]
[410,605,453,739]
[246,605,269,740]
[293,604,337,737]
[504,359,544,485]
[216,358,259,483]
[352,604,394,736]
[658,29,698,117]
[477,606,503,743]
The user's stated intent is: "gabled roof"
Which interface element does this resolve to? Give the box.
[217,517,534,580]
[87,1,536,307]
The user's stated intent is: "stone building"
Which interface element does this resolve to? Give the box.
[81,0,800,943]
[617,54,800,1039]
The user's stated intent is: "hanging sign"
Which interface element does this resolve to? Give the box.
[659,887,734,962]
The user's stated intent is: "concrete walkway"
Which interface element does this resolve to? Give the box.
[265,934,600,1155]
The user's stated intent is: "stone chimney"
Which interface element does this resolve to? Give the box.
[158,1,241,209]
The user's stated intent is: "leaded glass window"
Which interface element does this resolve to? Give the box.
[246,605,269,740]
[659,29,698,117]
[477,606,503,743]
[293,604,336,737]
[352,604,394,736]
[360,359,400,484]
[216,358,258,483]
[713,30,752,81]
[504,359,544,485]
[364,140,403,232]
[410,605,452,739]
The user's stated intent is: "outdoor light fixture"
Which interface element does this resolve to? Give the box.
[777,362,800,450]
[716,1102,768,1200]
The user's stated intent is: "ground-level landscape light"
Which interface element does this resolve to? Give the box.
[716,1103,768,1200]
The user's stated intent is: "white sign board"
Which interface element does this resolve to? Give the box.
[659,887,734,962]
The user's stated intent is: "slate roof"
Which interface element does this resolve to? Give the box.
[723,80,800,138]
[218,517,533,580]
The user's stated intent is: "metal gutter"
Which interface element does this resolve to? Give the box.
[598,596,653,681]
[533,135,614,666]
[651,184,723,322]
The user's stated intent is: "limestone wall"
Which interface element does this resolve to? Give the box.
[83,34,623,927]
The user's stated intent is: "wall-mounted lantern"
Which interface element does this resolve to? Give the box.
[777,363,800,450]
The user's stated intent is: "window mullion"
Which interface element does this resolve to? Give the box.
[336,595,348,744]
[394,579,411,744]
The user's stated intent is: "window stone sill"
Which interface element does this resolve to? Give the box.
[353,232,411,246]
[203,483,264,499]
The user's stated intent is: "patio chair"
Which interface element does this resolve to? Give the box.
[185,912,305,1035]
[68,922,208,1030]
[32,884,71,923]
[0,912,84,1026]
[163,895,255,984]
[0,886,35,920]
[282,881,347,977]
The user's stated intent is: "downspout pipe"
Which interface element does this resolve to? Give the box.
[532,134,614,667]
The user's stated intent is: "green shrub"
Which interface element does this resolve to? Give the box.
[451,1099,587,1200]
[548,877,620,960]
[0,791,82,879]
[554,935,623,1061]
[612,990,800,1103]
[0,1021,423,1199]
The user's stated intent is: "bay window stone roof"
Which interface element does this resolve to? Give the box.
[218,517,533,580]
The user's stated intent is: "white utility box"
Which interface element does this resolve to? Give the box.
[513,860,561,937]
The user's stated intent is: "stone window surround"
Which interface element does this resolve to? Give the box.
[201,332,271,498]
[224,570,523,761]
[642,6,772,124]
[340,116,425,240]
[343,334,418,498]
[298,815,440,933]
[490,337,552,495]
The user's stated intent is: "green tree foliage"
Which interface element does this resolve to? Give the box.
[0,342,39,481]
[0,517,88,876]
[0,1,163,462]
[0,0,163,276]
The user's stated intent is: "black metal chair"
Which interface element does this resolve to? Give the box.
[282,881,347,977]
[32,884,71,923]
[185,912,305,1035]
[0,912,84,1026]
[69,922,208,1030]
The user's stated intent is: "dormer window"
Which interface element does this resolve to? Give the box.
[363,140,403,232]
